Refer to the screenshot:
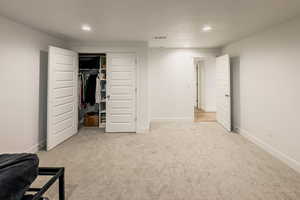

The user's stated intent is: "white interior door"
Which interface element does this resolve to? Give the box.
[47,46,78,150]
[216,54,231,131]
[106,53,136,132]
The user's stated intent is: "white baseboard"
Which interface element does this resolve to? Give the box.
[136,127,150,134]
[151,117,194,122]
[25,140,46,153]
[203,110,216,113]
[25,144,39,153]
[236,127,300,173]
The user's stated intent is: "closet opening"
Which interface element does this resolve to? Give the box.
[47,47,137,150]
[78,53,107,129]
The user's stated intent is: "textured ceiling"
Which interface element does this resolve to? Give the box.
[0,0,300,47]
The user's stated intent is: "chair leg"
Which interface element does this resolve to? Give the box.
[59,172,65,200]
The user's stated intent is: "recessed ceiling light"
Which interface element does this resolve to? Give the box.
[81,25,91,31]
[202,25,212,32]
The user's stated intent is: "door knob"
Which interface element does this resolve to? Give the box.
[225,94,230,97]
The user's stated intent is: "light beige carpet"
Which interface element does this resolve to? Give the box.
[34,122,300,200]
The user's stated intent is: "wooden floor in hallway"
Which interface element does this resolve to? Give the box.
[194,107,216,122]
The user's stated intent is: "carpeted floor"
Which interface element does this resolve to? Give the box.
[34,122,300,200]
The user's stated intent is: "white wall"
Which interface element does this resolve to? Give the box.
[223,16,300,172]
[202,58,217,112]
[149,48,220,121]
[0,16,67,153]
[69,42,149,132]
[199,61,205,110]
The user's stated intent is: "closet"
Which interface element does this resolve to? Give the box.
[78,53,107,128]
[47,46,137,150]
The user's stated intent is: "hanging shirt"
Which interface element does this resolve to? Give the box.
[85,74,97,105]
[78,75,82,109]
[95,75,101,104]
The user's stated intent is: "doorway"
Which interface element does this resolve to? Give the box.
[194,59,216,122]
[194,108,216,122]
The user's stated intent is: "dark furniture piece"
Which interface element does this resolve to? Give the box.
[24,167,65,200]
[0,154,65,200]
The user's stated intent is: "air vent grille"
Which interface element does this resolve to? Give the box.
[153,36,167,40]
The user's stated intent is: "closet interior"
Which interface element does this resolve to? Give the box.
[78,53,107,128]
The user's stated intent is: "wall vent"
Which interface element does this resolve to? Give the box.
[153,36,167,40]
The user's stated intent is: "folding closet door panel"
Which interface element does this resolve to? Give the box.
[106,53,136,132]
[47,46,78,150]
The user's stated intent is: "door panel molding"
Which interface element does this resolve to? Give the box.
[106,53,137,132]
[47,46,78,150]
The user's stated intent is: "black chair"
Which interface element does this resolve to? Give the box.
[23,167,65,200]
[0,154,65,200]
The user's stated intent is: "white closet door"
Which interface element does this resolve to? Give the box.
[47,46,78,150]
[216,54,231,131]
[106,53,136,132]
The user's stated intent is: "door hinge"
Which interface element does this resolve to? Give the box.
[135,88,137,93]
[135,117,137,122]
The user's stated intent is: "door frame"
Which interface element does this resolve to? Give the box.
[194,59,206,111]
[195,63,199,108]
[196,62,203,109]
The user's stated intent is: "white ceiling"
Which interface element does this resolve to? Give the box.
[0,0,300,48]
